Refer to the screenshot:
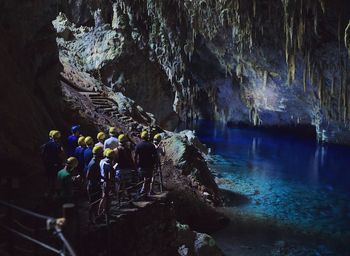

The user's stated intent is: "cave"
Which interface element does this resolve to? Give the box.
[1,0,350,255]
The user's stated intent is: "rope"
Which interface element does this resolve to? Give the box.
[0,200,53,221]
[118,180,144,193]
[89,198,102,207]
[0,224,62,255]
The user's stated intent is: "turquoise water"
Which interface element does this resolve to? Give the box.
[194,121,350,246]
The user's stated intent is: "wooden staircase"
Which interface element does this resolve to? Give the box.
[63,83,146,134]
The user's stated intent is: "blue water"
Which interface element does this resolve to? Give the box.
[194,121,350,243]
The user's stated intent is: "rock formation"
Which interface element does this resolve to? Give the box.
[55,0,350,144]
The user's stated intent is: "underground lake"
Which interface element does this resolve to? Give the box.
[194,121,350,255]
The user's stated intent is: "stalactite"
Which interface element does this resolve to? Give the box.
[303,64,307,92]
[263,70,268,88]
[287,54,295,85]
[307,51,311,82]
[253,0,256,18]
[318,0,326,13]
[297,17,305,50]
[338,71,343,121]
[318,75,323,104]
[345,21,350,57]
[313,4,318,36]
[342,68,347,122]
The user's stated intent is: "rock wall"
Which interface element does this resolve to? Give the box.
[0,1,64,173]
[56,0,350,144]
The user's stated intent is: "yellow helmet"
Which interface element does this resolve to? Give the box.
[84,136,94,146]
[109,127,117,136]
[153,133,161,142]
[66,157,78,169]
[51,130,61,139]
[97,132,106,141]
[49,130,55,138]
[78,136,86,146]
[118,134,127,143]
[92,145,104,155]
[141,131,148,140]
[104,148,115,158]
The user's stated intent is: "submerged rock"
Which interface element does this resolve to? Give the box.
[175,223,223,256]
[194,233,222,256]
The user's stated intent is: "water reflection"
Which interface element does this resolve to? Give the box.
[194,121,350,195]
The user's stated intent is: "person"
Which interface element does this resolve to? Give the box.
[83,136,94,174]
[74,136,86,175]
[98,149,116,214]
[151,133,165,192]
[134,131,157,196]
[104,127,119,150]
[41,130,64,195]
[57,157,80,203]
[153,134,165,162]
[86,145,104,223]
[115,134,136,199]
[67,125,81,157]
[95,132,106,148]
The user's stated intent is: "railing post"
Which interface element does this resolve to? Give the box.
[62,203,78,254]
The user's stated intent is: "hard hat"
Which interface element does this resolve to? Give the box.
[153,133,161,142]
[97,132,106,141]
[71,125,80,134]
[109,127,117,135]
[51,130,61,139]
[66,157,78,169]
[92,145,104,155]
[84,136,94,146]
[78,136,86,146]
[49,130,55,138]
[118,134,127,143]
[104,148,115,158]
[141,131,148,140]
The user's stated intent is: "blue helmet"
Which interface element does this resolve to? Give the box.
[71,125,80,134]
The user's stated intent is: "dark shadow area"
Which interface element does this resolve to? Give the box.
[219,189,250,207]
[227,122,317,140]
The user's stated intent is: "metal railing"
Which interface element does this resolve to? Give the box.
[0,200,77,256]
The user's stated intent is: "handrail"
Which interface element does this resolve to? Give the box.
[0,201,77,256]
[0,200,53,221]
[0,224,63,255]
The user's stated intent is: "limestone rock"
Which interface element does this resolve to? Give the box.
[194,233,223,256]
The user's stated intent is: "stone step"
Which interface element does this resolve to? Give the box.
[118,208,139,214]
[93,103,112,107]
[88,94,106,100]
[91,99,111,104]
[79,92,101,96]
[95,106,114,111]
[132,201,153,208]
[110,112,119,116]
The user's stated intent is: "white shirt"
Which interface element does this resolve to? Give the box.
[95,142,104,148]
[104,136,119,150]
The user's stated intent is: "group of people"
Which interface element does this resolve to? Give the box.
[41,125,165,223]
